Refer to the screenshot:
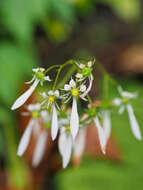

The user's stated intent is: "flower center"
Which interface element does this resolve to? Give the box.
[122,98,128,104]
[72,88,79,96]
[49,96,55,103]
[32,111,39,118]
[35,71,44,80]
[66,125,70,132]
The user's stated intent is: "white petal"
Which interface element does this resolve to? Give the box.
[11,79,39,110]
[54,90,60,97]
[32,131,48,167]
[118,105,125,114]
[117,86,123,96]
[48,90,54,95]
[17,119,34,156]
[69,79,76,88]
[64,84,71,91]
[58,131,73,168]
[103,110,111,148]
[25,76,35,84]
[80,77,93,98]
[41,92,47,99]
[80,84,86,92]
[126,104,142,140]
[113,98,122,106]
[94,117,106,154]
[44,76,51,81]
[70,97,79,139]
[51,103,58,140]
[73,128,86,157]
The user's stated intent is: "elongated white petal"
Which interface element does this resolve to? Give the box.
[11,79,39,110]
[25,76,35,84]
[70,97,79,139]
[126,104,142,140]
[73,128,86,158]
[103,110,111,148]
[80,77,93,98]
[17,119,34,156]
[94,117,106,154]
[118,105,125,114]
[58,131,73,168]
[32,131,48,167]
[51,103,58,140]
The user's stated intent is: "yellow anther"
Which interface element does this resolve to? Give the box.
[122,98,128,104]
[49,96,55,103]
[72,88,79,96]
[66,125,70,132]
[32,111,39,118]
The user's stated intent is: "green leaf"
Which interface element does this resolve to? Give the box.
[0,43,37,105]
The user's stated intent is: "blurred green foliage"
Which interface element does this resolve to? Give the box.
[0,0,142,188]
[55,78,143,190]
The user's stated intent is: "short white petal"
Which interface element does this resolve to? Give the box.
[54,90,60,97]
[126,104,142,140]
[73,128,86,157]
[17,119,34,156]
[118,105,125,115]
[64,84,71,91]
[25,76,35,84]
[58,132,73,168]
[11,79,39,110]
[94,117,106,154]
[69,79,76,88]
[113,98,122,106]
[48,90,54,95]
[103,110,111,147]
[70,97,79,139]
[51,103,58,140]
[32,131,48,167]
[80,77,93,98]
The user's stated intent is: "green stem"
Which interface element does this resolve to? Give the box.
[87,94,92,104]
[52,66,62,91]
[45,64,60,74]
[52,60,77,91]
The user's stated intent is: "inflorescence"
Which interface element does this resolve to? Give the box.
[11,59,142,168]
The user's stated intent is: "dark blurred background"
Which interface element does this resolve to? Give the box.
[0,0,143,189]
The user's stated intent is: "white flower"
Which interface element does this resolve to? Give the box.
[11,67,51,110]
[58,116,86,168]
[94,116,106,154]
[42,90,60,140]
[63,79,87,139]
[113,86,142,140]
[32,130,48,167]
[17,103,41,156]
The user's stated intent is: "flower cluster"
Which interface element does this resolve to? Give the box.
[11,59,142,168]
